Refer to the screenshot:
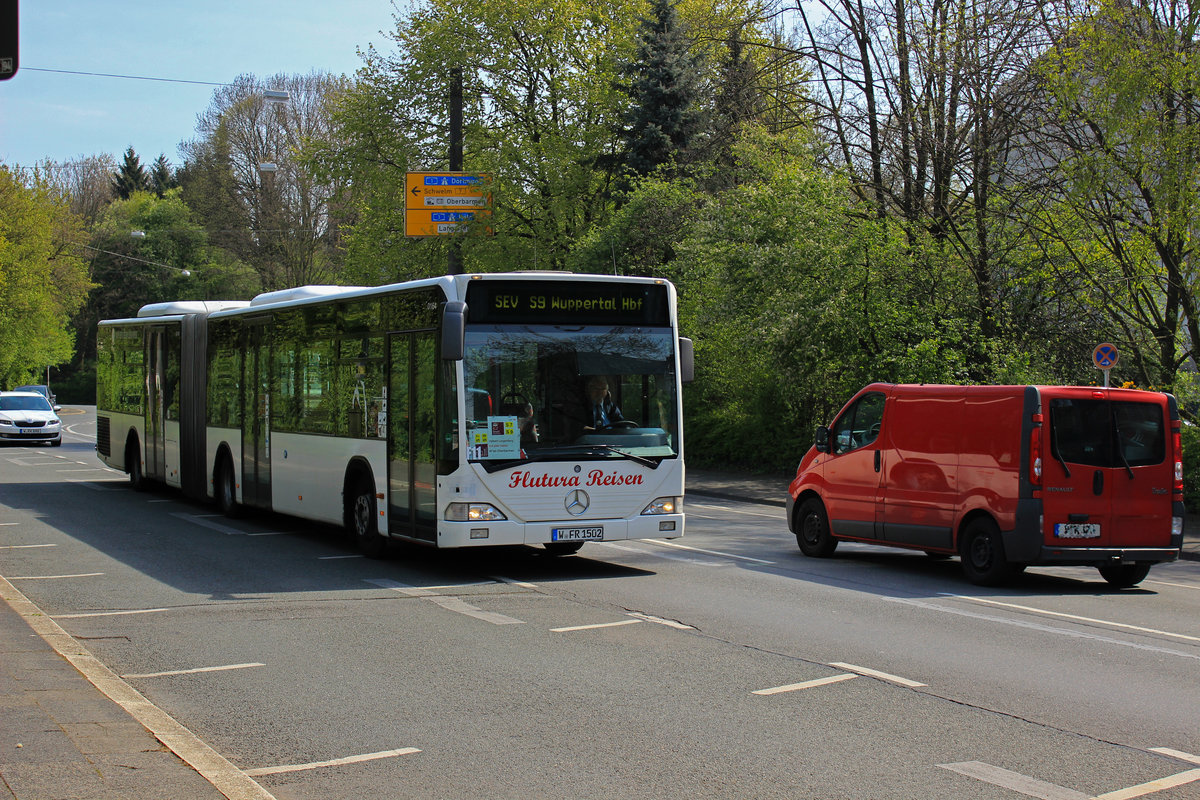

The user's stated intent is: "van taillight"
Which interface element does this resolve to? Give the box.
[1030,423,1043,485]
[1173,428,1183,493]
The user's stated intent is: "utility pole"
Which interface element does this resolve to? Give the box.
[448,67,464,275]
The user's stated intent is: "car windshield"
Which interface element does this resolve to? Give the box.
[462,324,680,467]
[0,396,53,412]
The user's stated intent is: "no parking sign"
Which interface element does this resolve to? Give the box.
[1093,342,1119,387]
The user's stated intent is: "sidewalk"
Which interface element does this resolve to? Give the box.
[0,580,231,800]
[684,468,1200,562]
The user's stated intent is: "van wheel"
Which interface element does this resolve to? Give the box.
[796,499,838,557]
[1098,562,1152,588]
[959,518,1015,586]
[347,478,387,558]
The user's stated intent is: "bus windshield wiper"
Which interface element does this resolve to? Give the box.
[477,444,661,473]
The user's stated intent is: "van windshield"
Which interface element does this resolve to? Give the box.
[1048,398,1164,468]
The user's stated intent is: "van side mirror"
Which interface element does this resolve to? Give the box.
[678,337,694,383]
[815,425,830,453]
[441,301,466,360]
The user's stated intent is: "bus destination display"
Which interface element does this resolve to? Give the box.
[467,281,669,326]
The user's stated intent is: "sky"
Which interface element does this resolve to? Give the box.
[0,1,401,169]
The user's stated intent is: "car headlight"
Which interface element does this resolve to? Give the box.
[641,496,680,515]
[0,420,11,426]
[445,502,507,522]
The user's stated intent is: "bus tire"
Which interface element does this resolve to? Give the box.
[544,542,584,556]
[959,517,1015,586]
[796,498,838,557]
[1098,562,1152,589]
[126,437,147,491]
[347,476,387,558]
[216,457,242,518]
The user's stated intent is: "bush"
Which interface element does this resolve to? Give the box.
[1182,423,1200,512]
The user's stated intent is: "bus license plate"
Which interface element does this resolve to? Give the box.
[1054,523,1100,539]
[552,526,604,542]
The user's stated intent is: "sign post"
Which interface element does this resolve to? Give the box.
[1092,342,1119,388]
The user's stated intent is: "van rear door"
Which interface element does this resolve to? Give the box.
[1042,390,1172,548]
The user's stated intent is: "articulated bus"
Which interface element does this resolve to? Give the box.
[96,273,693,555]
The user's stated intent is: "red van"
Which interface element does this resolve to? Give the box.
[786,384,1185,586]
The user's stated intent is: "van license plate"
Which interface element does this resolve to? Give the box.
[1054,523,1100,539]
[552,527,604,542]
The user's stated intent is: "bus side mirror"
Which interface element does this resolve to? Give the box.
[815,425,830,453]
[441,301,466,360]
[679,337,694,383]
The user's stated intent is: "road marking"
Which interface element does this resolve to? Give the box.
[1145,579,1200,591]
[123,663,266,679]
[828,662,926,687]
[65,480,122,490]
[0,543,56,548]
[55,608,169,619]
[492,575,539,590]
[319,554,363,560]
[939,761,1089,800]
[886,596,1200,662]
[687,502,783,520]
[0,522,21,526]
[56,467,107,472]
[1094,769,1200,799]
[649,538,776,565]
[0,576,277,800]
[7,572,104,580]
[627,611,694,630]
[171,512,250,535]
[1149,748,1200,765]
[552,619,643,632]
[753,674,857,695]
[366,579,525,625]
[594,540,722,566]
[244,747,421,777]
[944,594,1200,643]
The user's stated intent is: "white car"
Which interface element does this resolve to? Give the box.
[0,391,63,446]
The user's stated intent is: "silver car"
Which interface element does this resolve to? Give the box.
[0,391,63,446]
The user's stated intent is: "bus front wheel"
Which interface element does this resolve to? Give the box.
[347,478,387,558]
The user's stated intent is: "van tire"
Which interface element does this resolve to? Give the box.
[959,517,1015,586]
[1098,562,1152,588]
[796,499,838,557]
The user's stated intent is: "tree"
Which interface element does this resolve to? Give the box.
[1024,0,1200,394]
[180,72,353,289]
[150,155,178,198]
[0,166,91,386]
[40,155,115,224]
[111,147,151,199]
[616,0,706,185]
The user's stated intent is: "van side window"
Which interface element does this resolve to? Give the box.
[831,392,886,455]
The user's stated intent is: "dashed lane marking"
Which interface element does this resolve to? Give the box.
[552,619,643,632]
[939,762,1089,800]
[366,578,525,625]
[244,748,421,777]
[55,608,168,619]
[943,594,1200,644]
[753,674,857,695]
[123,663,265,679]
[828,662,926,687]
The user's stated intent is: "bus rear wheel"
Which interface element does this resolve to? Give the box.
[347,478,387,558]
[216,458,241,518]
[126,439,147,491]
[1098,562,1152,588]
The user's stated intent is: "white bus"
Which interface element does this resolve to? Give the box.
[96,273,693,555]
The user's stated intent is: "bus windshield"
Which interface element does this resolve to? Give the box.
[463,324,680,467]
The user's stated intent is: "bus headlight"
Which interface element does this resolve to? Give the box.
[445,502,507,522]
[641,497,679,515]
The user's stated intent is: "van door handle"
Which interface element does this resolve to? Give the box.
[874,450,881,473]
[1093,470,1104,495]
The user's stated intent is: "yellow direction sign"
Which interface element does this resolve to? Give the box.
[405,172,492,236]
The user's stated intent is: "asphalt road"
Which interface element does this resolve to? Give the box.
[3,407,1199,799]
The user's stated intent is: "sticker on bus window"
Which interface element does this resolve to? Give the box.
[469,416,520,459]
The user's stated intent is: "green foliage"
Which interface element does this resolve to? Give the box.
[0,166,91,387]
[1182,423,1200,512]
[111,147,151,200]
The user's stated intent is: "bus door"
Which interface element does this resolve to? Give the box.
[241,321,272,509]
[144,327,167,481]
[388,332,437,541]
